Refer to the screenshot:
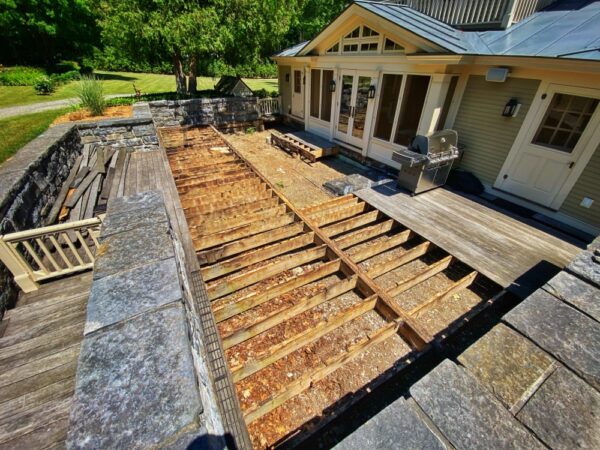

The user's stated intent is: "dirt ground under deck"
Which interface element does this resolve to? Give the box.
[227,130,360,209]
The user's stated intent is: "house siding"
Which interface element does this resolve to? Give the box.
[453,75,541,185]
[278,65,292,116]
[559,143,600,229]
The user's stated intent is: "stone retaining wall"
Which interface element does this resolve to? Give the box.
[67,191,223,448]
[149,97,261,129]
[0,123,81,315]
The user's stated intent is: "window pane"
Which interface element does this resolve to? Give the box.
[345,27,359,38]
[374,74,403,141]
[310,69,321,118]
[352,76,372,139]
[533,93,598,152]
[337,75,354,134]
[343,44,358,52]
[394,75,430,146]
[436,76,458,131]
[294,70,302,93]
[321,70,333,122]
[384,39,404,52]
[360,42,378,52]
[362,26,378,37]
[327,43,339,53]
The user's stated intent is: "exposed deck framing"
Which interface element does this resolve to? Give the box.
[159,125,504,448]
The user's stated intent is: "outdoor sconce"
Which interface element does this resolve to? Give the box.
[329,79,336,93]
[285,73,289,83]
[368,84,376,99]
[502,98,521,117]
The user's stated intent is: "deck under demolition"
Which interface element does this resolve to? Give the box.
[158,126,504,448]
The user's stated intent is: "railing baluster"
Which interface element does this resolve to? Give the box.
[62,232,85,265]
[76,230,95,262]
[35,237,61,271]
[49,235,73,269]
[21,240,49,274]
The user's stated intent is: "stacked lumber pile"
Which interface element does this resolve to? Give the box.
[47,144,130,224]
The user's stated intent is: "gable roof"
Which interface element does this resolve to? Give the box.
[214,76,253,95]
[275,0,600,61]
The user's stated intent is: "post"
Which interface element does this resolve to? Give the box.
[0,238,39,292]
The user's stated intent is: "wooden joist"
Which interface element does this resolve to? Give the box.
[410,271,478,317]
[350,230,413,263]
[322,210,380,238]
[336,219,395,249]
[300,194,355,215]
[388,256,453,297]
[366,241,431,279]
[222,275,357,349]
[192,204,287,236]
[309,202,369,227]
[213,259,341,322]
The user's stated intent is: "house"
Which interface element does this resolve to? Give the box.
[214,75,254,97]
[272,0,600,237]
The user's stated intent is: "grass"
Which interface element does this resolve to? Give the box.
[0,70,278,108]
[0,108,70,164]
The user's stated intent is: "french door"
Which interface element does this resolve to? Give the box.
[335,70,376,149]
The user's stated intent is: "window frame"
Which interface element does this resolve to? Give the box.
[371,71,432,148]
[382,37,405,54]
[341,25,380,54]
[293,70,302,94]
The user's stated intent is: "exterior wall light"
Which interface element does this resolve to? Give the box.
[329,79,336,93]
[502,98,521,117]
[368,84,376,99]
[285,73,290,83]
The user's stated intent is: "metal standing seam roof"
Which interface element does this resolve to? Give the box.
[275,0,600,61]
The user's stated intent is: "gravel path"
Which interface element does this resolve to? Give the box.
[0,94,133,120]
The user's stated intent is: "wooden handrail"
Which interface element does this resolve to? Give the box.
[0,217,102,292]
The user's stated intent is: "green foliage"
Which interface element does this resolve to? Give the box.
[0,0,99,66]
[53,60,80,73]
[33,76,56,94]
[246,126,256,135]
[51,70,80,84]
[76,75,105,115]
[0,66,46,86]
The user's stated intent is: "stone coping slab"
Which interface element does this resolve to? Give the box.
[85,257,181,335]
[504,288,600,390]
[67,304,203,449]
[99,202,169,241]
[106,190,165,216]
[544,271,600,322]
[410,359,544,449]
[567,248,600,288]
[517,366,600,449]
[333,397,445,450]
[457,323,555,412]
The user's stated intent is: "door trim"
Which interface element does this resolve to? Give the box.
[494,82,600,210]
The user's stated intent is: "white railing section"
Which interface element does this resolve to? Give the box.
[257,97,281,117]
[390,0,557,28]
[0,217,102,292]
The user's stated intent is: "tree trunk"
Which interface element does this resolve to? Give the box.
[173,50,186,94]
[187,54,198,95]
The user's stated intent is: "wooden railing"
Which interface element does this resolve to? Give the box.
[257,97,281,117]
[0,217,102,292]
[391,0,557,28]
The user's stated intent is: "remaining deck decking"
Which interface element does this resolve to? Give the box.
[0,272,92,450]
[356,184,581,297]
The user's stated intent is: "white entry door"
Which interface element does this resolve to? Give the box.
[291,69,304,118]
[496,85,600,209]
[334,70,376,149]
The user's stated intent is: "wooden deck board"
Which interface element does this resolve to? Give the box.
[0,273,90,449]
[356,185,580,295]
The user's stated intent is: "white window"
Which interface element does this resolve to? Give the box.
[383,38,404,53]
[342,26,380,54]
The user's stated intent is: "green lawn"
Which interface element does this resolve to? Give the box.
[0,108,70,164]
[0,71,278,108]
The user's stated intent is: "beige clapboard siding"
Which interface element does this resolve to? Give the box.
[279,65,292,116]
[453,75,541,185]
[560,143,600,228]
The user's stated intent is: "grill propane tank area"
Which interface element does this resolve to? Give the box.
[392,130,460,195]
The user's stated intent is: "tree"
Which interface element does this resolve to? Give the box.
[0,0,99,65]
[98,0,224,94]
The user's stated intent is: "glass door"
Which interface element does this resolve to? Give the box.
[335,71,376,149]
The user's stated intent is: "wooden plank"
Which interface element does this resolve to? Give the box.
[350,229,413,263]
[231,293,375,382]
[201,232,315,281]
[189,197,280,224]
[195,213,296,251]
[82,174,102,219]
[193,205,287,236]
[207,245,327,300]
[299,194,355,215]
[388,255,453,297]
[182,189,273,213]
[46,155,83,225]
[198,222,305,265]
[223,275,357,349]
[322,210,380,238]
[367,241,432,279]
[410,271,478,317]
[243,319,397,423]
[213,259,341,322]
[310,202,369,227]
[336,219,395,249]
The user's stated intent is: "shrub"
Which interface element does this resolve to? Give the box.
[34,76,57,95]
[53,60,80,74]
[0,66,46,86]
[253,88,269,99]
[269,90,279,98]
[76,75,106,116]
[50,70,80,85]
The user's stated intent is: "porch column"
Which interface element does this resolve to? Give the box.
[418,74,455,136]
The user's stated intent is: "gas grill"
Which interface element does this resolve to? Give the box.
[392,129,460,195]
